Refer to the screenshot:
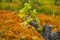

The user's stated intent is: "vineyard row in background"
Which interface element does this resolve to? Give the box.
[0,0,60,16]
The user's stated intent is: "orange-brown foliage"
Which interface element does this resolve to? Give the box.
[0,10,60,40]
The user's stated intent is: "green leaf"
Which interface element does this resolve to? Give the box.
[24,3,31,10]
[30,9,40,23]
[30,9,36,18]
[23,17,33,26]
[18,13,25,18]
[19,8,25,13]
[37,27,43,31]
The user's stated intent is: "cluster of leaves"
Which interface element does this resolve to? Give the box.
[29,0,59,16]
[0,0,60,16]
[9,5,22,11]
[54,0,60,5]
[0,4,10,10]
[55,10,60,16]
[18,0,60,26]
[18,3,40,26]
[0,4,22,11]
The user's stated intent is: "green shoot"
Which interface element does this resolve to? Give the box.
[18,3,31,19]
[18,3,40,26]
